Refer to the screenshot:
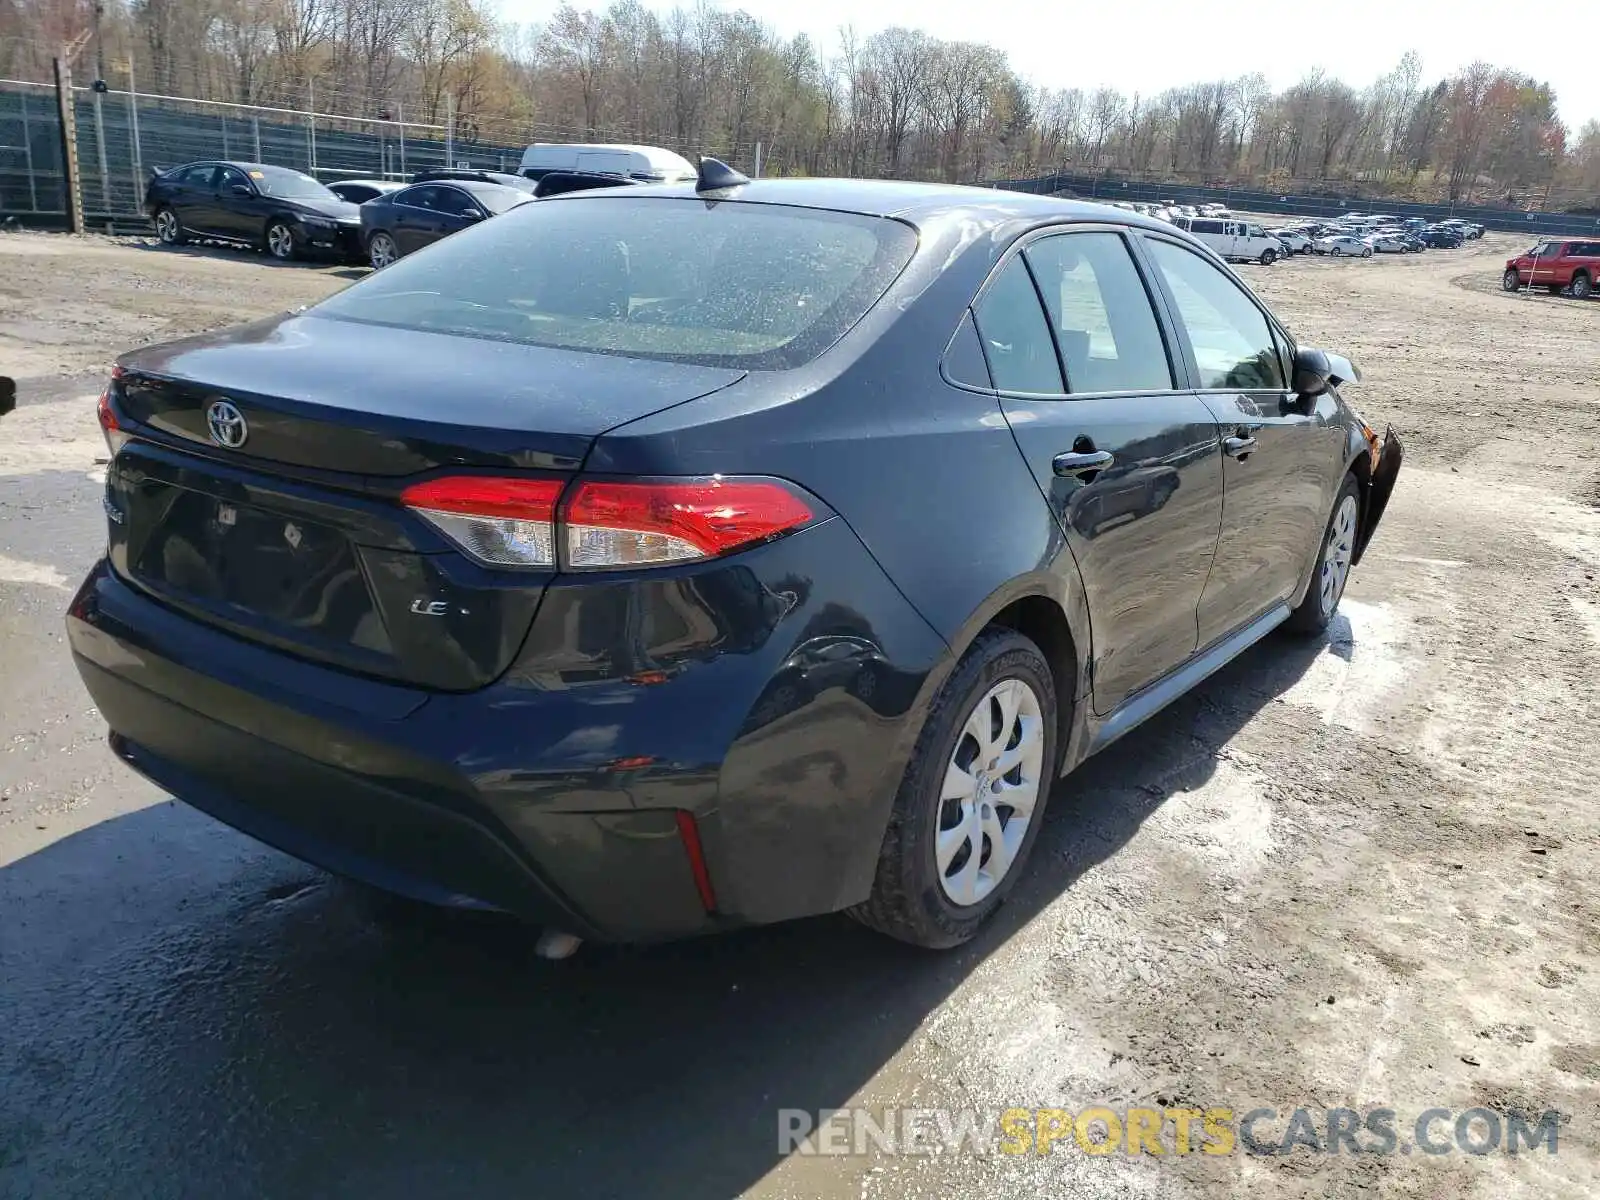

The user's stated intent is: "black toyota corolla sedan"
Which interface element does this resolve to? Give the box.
[72,173,1402,951]
[145,161,363,261]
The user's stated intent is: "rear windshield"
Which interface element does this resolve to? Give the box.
[470,186,535,214]
[313,197,917,369]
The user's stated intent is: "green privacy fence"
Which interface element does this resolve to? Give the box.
[0,81,66,216]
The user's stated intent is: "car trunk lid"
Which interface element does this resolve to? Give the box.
[106,313,745,691]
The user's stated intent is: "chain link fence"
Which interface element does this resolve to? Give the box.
[1,77,533,229]
[70,85,529,226]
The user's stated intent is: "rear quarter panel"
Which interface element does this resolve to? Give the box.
[584,208,1090,669]
[584,208,1098,886]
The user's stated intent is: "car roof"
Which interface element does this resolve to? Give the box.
[199,161,304,174]
[411,179,528,199]
[545,176,1181,233]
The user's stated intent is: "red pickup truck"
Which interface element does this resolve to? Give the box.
[1503,239,1600,298]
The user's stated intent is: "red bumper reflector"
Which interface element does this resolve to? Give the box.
[675,810,717,912]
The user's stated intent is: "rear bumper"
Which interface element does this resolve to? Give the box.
[67,517,945,942]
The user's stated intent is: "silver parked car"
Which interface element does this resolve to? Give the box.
[1314,235,1374,258]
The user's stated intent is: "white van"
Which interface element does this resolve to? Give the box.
[1175,216,1283,264]
[518,143,698,183]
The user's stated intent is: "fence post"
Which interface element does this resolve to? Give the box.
[19,88,39,213]
[398,103,406,177]
[307,79,317,173]
[52,58,85,233]
[445,93,454,166]
[122,83,138,207]
[252,114,261,161]
[126,55,143,186]
[92,86,110,213]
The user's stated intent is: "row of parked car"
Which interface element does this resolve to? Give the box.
[1103,199,1485,266]
[142,144,700,269]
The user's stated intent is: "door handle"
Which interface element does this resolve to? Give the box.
[1223,435,1258,460]
[1052,449,1115,477]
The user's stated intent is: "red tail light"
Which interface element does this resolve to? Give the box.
[401,475,815,570]
[563,478,814,568]
[400,476,564,567]
[97,367,131,458]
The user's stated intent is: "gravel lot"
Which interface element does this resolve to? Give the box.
[1,228,1598,1199]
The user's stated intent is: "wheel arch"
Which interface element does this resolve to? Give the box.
[937,574,1089,778]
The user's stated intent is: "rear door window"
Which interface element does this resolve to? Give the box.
[178,164,218,188]
[433,186,481,217]
[943,311,992,390]
[395,185,440,211]
[313,197,917,370]
[972,258,1063,395]
[1023,232,1173,394]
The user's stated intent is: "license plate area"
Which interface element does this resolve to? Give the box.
[127,482,384,646]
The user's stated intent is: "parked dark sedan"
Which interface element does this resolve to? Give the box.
[360,179,535,268]
[327,178,405,204]
[409,167,538,192]
[144,161,362,261]
[74,174,1402,953]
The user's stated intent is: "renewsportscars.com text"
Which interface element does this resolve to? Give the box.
[779,1105,1562,1157]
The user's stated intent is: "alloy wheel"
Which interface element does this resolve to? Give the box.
[1319,493,1359,617]
[267,223,295,260]
[155,210,178,243]
[369,234,397,269]
[936,678,1045,907]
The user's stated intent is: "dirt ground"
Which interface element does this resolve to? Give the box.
[1,227,1598,1199]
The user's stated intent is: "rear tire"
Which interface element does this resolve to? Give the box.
[849,628,1058,949]
[368,231,399,269]
[1286,473,1361,635]
[1573,273,1593,300]
[153,206,186,245]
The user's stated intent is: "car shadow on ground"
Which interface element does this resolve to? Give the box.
[0,620,1348,1197]
[129,239,360,275]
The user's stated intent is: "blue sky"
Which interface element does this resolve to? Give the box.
[499,0,1600,130]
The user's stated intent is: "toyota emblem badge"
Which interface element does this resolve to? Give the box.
[206,399,249,449]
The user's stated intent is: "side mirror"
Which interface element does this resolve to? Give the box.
[1293,346,1360,398]
[460,210,484,221]
[1292,347,1333,397]
[230,184,252,197]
